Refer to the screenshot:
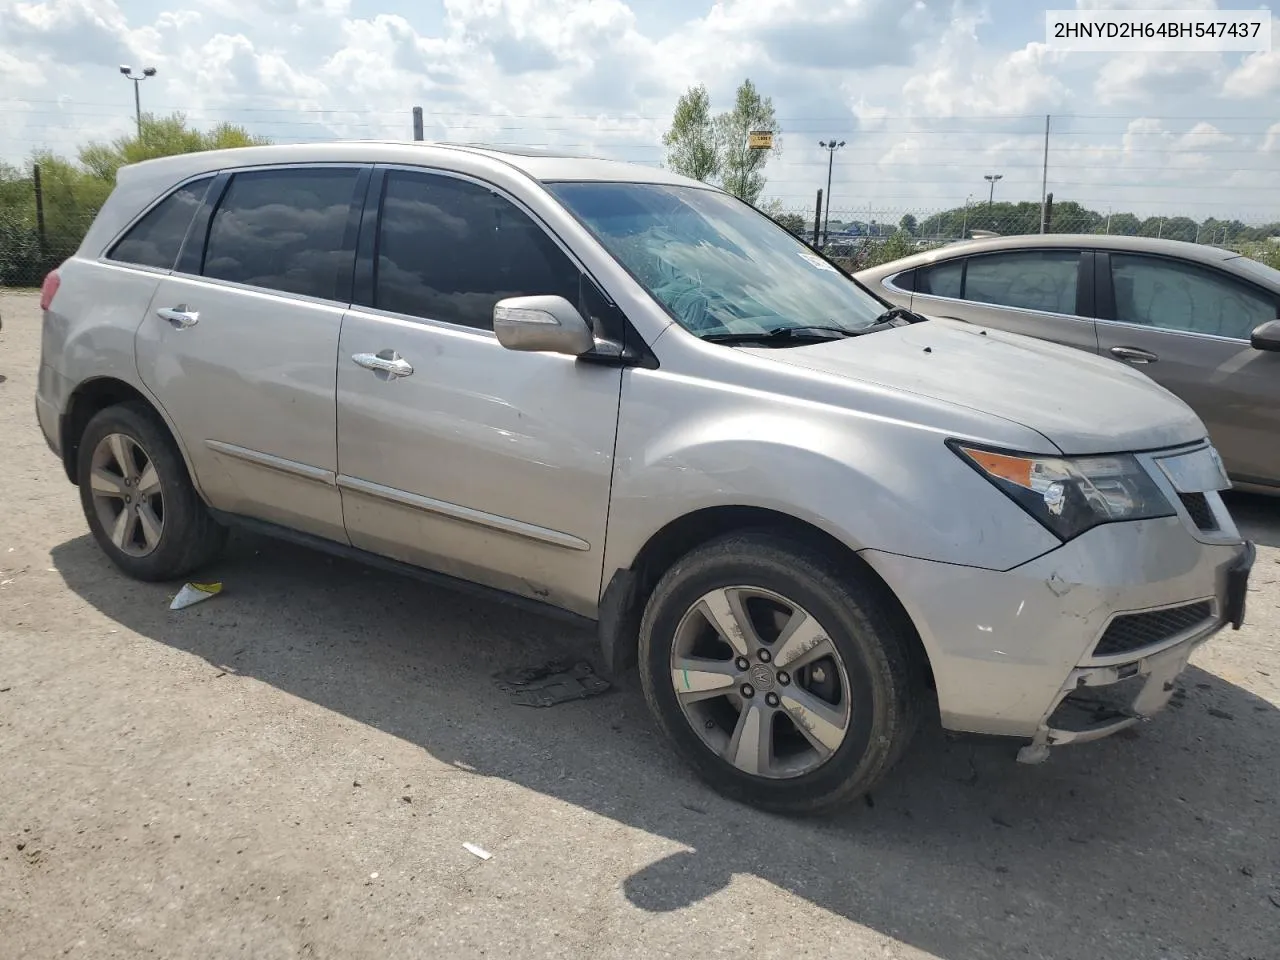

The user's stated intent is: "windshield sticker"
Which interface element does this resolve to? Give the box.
[798,252,837,272]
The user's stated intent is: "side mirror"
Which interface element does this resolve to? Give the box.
[493,296,595,356]
[1251,318,1280,353]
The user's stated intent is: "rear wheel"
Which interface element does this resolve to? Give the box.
[77,402,226,581]
[639,531,921,814]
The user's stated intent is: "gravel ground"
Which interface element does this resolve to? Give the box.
[1,289,1278,960]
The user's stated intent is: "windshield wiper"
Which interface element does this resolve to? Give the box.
[701,325,857,345]
[855,306,928,334]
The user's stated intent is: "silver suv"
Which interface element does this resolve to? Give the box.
[36,143,1255,813]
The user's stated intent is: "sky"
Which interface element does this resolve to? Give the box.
[1,0,1277,222]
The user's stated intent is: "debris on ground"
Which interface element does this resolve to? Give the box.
[493,659,609,707]
[170,581,223,611]
[462,842,492,861]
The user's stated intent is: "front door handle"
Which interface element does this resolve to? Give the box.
[156,305,199,328]
[351,350,414,379]
[1110,345,1158,365]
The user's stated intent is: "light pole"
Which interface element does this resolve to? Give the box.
[961,194,974,239]
[119,64,157,139]
[818,139,845,245]
[984,173,1002,209]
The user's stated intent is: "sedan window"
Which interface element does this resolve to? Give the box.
[1110,254,1277,340]
[964,250,1080,314]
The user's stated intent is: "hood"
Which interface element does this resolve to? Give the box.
[746,319,1205,455]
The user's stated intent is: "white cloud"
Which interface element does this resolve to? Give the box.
[1222,50,1280,98]
[0,0,1276,221]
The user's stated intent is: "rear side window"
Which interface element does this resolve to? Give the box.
[373,170,580,329]
[109,178,211,270]
[964,250,1080,314]
[203,168,360,301]
[914,260,963,298]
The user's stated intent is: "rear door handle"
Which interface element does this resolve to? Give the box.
[156,305,199,328]
[1110,345,1158,365]
[351,350,414,379]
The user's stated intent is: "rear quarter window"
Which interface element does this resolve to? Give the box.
[107,178,212,270]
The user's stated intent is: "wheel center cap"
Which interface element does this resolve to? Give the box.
[749,664,775,691]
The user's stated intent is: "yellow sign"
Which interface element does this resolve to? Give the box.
[748,131,774,149]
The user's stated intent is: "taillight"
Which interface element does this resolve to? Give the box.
[39,268,61,311]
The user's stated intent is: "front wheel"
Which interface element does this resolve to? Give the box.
[639,531,922,814]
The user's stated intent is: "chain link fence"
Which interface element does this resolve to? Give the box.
[0,163,103,288]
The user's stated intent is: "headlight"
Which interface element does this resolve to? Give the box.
[952,443,1174,541]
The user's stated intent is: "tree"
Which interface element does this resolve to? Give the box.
[714,79,779,205]
[773,212,806,236]
[898,213,918,236]
[1103,212,1141,236]
[79,112,268,182]
[662,85,719,183]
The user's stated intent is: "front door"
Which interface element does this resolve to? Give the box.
[135,165,367,542]
[1095,251,1280,488]
[335,168,623,616]
[910,248,1099,353]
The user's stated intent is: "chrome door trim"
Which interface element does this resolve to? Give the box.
[1093,316,1252,345]
[205,439,336,485]
[335,474,591,551]
[910,290,1095,325]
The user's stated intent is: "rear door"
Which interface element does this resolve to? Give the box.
[135,164,368,542]
[1094,251,1280,488]
[907,248,1099,353]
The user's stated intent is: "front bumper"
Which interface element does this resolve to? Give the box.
[863,513,1253,741]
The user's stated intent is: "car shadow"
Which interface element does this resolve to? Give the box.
[51,531,1280,960]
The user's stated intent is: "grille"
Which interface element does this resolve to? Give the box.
[1178,492,1218,531]
[1094,601,1214,657]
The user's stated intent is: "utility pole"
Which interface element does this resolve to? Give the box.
[33,163,46,259]
[412,106,424,141]
[961,194,973,239]
[119,65,157,139]
[812,189,823,250]
[1039,114,1050,234]
[818,140,845,245]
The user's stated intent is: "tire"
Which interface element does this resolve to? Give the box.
[76,401,227,581]
[639,530,922,815]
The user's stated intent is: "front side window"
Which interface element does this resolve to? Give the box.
[1110,254,1277,339]
[202,168,360,300]
[547,182,885,337]
[374,170,580,330]
[109,178,212,270]
[963,250,1080,314]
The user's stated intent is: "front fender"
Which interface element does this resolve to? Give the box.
[602,366,1061,582]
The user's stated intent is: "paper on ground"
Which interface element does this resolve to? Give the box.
[170,581,223,611]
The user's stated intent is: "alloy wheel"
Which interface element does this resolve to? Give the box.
[669,586,852,779]
[89,432,165,558]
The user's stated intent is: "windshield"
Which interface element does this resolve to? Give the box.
[547,181,887,338]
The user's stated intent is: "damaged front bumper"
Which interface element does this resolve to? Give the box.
[863,510,1254,745]
[1017,538,1255,763]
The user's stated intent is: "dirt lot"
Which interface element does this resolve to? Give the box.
[1,289,1278,960]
